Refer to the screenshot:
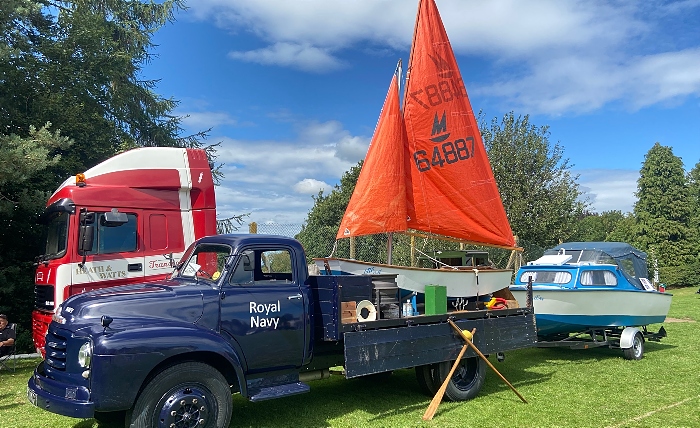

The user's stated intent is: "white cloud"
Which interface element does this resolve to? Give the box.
[212,119,369,224]
[293,178,330,194]
[186,0,700,115]
[577,169,639,213]
[228,43,345,73]
[178,111,239,129]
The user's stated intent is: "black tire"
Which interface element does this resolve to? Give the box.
[93,410,125,427]
[434,356,486,402]
[127,362,232,428]
[415,364,440,396]
[623,332,644,360]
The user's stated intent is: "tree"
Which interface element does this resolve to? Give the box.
[297,162,363,261]
[0,124,72,214]
[631,143,698,286]
[689,161,700,230]
[0,0,206,352]
[571,210,626,242]
[480,112,587,261]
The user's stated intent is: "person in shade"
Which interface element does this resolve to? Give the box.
[0,314,15,357]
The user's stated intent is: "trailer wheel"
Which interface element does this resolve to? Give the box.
[127,362,232,428]
[415,364,440,396]
[435,356,486,402]
[623,331,644,360]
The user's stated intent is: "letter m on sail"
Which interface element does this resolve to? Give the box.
[431,112,447,137]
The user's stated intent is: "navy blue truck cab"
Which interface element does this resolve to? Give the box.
[28,234,535,427]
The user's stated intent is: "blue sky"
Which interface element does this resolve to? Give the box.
[142,0,700,225]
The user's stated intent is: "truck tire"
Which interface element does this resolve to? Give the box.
[623,331,644,360]
[415,364,440,396]
[435,356,486,401]
[127,362,232,428]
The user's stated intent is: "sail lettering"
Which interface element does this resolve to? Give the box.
[410,78,467,110]
[431,112,448,139]
[413,137,474,172]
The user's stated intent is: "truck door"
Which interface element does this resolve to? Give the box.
[70,209,145,295]
[219,246,306,372]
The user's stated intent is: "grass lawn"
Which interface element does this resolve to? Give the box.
[2,287,699,427]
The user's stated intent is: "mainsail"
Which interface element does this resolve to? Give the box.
[338,0,515,249]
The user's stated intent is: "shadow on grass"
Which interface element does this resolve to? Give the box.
[223,363,553,427]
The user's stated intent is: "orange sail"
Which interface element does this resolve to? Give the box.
[337,0,515,249]
[336,72,410,239]
[403,0,514,247]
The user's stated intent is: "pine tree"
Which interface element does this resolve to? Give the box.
[633,143,696,286]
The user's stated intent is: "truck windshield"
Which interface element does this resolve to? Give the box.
[177,244,232,282]
[44,212,69,259]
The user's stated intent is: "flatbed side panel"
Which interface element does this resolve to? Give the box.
[343,313,535,378]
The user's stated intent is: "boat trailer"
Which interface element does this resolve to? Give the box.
[535,325,667,360]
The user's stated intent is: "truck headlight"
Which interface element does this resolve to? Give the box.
[78,342,92,368]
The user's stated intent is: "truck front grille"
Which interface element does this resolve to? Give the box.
[34,284,55,311]
[45,330,68,370]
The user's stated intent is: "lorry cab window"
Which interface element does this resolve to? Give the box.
[44,212,69,258]
[257,249,294,284]
[83,212,138,255]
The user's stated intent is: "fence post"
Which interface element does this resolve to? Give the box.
[411,235,416,267]
[249,222,257,234]
[350,236,355,260]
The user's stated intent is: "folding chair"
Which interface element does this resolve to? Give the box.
[0,323,17,372]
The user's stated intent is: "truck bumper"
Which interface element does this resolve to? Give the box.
[27,361,94,419]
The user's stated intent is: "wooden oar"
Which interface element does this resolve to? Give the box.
[447,319,528,404]
[422,343,468,421]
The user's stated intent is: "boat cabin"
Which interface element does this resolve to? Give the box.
[417,250,491,270]
[516,242,652,291]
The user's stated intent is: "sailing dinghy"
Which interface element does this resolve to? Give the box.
[314,0,518,298]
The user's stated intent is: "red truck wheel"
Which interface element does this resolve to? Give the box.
[127,362,232,428]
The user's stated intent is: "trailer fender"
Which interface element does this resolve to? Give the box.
[619,327,642,349]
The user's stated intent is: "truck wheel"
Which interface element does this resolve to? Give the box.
[623,331,644,360]
[435,356,486,401]
[415,364,440,396]
[127,362,232,428]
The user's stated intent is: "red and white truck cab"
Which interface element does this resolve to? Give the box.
[32,147,217,354]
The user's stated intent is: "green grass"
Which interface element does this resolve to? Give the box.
[3,287,699,427]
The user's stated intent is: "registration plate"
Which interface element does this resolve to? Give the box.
[27,387,37,406]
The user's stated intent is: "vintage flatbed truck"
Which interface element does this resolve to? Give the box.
[27,234,535,427]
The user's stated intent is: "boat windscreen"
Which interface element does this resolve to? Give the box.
[519,271,572,284]
[543,249,616,265]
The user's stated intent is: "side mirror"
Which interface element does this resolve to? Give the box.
[102,208,128,227]
[80,211,95,225]
[78,225,94,253]
[243,254,253,271]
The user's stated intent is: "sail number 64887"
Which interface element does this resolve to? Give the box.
[413,137,475,172]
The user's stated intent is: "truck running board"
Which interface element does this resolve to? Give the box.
[248,382,310,402]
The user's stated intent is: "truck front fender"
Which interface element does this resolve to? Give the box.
[89,321,246,412]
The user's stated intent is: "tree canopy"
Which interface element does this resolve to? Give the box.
[629,143,699,286]
[480,112,587,259]
[297,162,363,261]
[0,0,203,351]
